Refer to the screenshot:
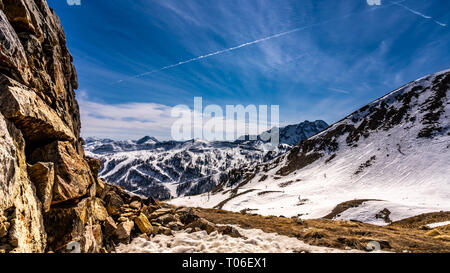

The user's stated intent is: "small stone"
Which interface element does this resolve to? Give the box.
[106,192,124,216]
[134,214,153,235]
[130,201,142,210]
[115,221,134,242]
[157,214,178,225]
[120,212,136,218]
[167,221,183,231]
[158,227,173,236]
[218,226,242,238]
[103,217,117,236]
[151,225,159,236]
[187,218,217,234]
[147,208,172,220]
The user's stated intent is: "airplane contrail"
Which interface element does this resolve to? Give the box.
[114,1,407,84]
[115,26,314,83]
[391,1,447,27]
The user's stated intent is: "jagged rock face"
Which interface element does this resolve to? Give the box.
[0,0,96,253]
[0,113,46,253]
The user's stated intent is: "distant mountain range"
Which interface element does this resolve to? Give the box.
[84,120,328,199]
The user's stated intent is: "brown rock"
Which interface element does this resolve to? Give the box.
[95,178,106,197]
[186,218,217,234]
[115,221,134,242]
[103,216,117,237]
[157,214,179,225]
[147,208,172,220]
[129,200,142,210]
[0,75,75,143]
[167,221,183,231]
[85,156,101,176]
[2,0,41,36]
[92,224,103,246]
[134,214,153,235]
[120,212,136,218]
[0,219,10,238]
[218,226,242,238]
[158,226,173,236]
[30,141,95,204]
[0,114,46,253]
[27,162,54,212]
[44,197,107,253]
[105,191,124,216]
[178,207,200,225]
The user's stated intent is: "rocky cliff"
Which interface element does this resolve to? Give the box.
[0,0,245,253]
[0,0,108,253]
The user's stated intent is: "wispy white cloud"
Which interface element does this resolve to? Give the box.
[78,91,176,140]
[114,1,406,84]
[79,91,273,141]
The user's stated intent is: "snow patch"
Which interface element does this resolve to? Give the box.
[115,226,366,253]
[426,221,450,229]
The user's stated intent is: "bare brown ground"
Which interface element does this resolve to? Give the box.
[196,208,450,253]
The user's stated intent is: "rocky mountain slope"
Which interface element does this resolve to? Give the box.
[171,69,450,225]
[84,121,328,200]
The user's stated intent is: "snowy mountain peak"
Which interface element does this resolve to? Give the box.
[135,136,159,145]
[239,120,329,146]
[170,70,450,225]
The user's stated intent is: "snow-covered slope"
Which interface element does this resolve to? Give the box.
[170,69,450,225]
[84,121,327,200]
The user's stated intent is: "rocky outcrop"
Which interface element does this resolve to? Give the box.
[0,0,250,253]
[0,0,93,253]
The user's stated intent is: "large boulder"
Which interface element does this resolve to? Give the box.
[0,75,75,144]
[105,191,124,217]
[115,221,134,243]
[44,197,108,253]
[30,141,95,204]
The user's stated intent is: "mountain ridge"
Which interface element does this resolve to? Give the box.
[170,69,450,225]
[84,120,328,199]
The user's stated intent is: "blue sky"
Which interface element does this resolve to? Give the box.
[47,0,450,140]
